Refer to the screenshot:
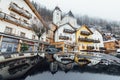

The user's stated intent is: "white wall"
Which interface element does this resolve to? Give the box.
[55,24,75,44]
[90,28,104,50]
[53,9,61,25]
[0,21,38,40]
[0,0,37,19]
[0,0,46,40]
[61,16,77,28]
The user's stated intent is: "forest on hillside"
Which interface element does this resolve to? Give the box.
[31,1,120,35]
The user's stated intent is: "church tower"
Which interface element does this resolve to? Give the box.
[53,6,62,25]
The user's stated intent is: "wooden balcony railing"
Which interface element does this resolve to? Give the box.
[94,40,100,43]
[63,29,75,34]
[5,14,20,25]
[20,21,29,28]
[78,37,100,43]
[81,31,90,35]
[59,36,69,40]
[87,46,94,50]
[0,11,31,29]
[99,47,106,50]
[9,2,32,19]
[78,37,94,42]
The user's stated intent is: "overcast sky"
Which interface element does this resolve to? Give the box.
[34,0,120,22]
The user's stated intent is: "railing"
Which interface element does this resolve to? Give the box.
[9,2,32,19]
[63,29,75,33]
[81,31,90,35]
[99,47,106,50]
[59,36,69,40]
[20,21,30,28]
[87,46,94,50]
[78,37,94,42]
[78,37,100,43]
[5,14,20,25]
[1,12,31,29]
[0,11,5,19]
[9,2,21,14]
[94,40,100,43]
[22,10,32,19]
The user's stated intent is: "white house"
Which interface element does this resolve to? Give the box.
[0,0,45,53]
[54,23,76,51]
[55,23,76,43]
[90,28,104,51]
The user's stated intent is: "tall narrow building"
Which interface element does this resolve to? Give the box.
[53,6,62,26]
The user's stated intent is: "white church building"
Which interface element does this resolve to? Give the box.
[52,6,79,52]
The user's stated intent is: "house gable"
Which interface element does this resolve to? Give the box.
[77,25,93,34]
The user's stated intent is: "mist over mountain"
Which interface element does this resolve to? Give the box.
[31,1,120,35]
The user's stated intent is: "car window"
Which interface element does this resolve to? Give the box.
[46,49,50,52]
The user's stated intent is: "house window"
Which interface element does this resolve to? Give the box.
[20,32,25,38]
[32,35,35,39]
[1,37,18,53]
[4,27,12,34]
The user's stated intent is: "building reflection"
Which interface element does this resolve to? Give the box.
[1,59,120,80]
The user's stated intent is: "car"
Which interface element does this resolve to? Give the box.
[45,48,59,54]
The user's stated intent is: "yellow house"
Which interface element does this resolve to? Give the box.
[76,25,94,52]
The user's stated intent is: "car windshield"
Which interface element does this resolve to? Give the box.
[50,48,58,52]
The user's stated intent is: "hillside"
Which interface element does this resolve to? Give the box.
[31,1,120,35]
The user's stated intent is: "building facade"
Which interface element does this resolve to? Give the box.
[76,25,94,52]
[90,28,104,52]
[0,0,45,53]
[104,40,116,53]
[54,23,76,52]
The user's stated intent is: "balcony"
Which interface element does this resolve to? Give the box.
[9,2,22,14]
[5,14,20,25]
[22,10,32,19]
[78,37,94,42]
[3,13,30,29]
[81,31,90,35]
[94,40,100,43]
[59,36,69,40]
[9,2,32,19]
[99,47,106,50]
[87,46,94,50]
[0,12,5,19]
[63,29,75,34]
[20,21,30,28]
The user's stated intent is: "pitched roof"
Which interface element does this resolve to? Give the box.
[54,6,61,12]
[77,25,93,34]
[90,27,103,35]
[59,23,76,30]
[67,11,74,17]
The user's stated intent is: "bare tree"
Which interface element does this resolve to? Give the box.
[31,23,46,51]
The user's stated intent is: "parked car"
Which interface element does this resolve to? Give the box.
[45,48,59,54]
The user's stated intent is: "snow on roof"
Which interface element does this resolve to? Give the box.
[104,38,117,43]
